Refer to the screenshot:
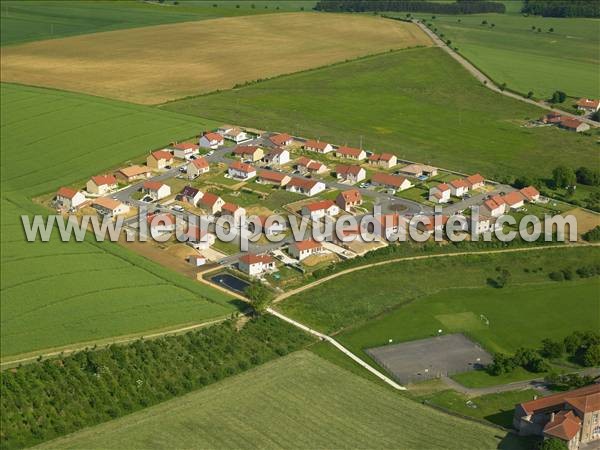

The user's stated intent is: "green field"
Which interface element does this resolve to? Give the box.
[36,351,521,450]
[163,47,597,181]
[277,247,600,337]
[0,83,238,359]
[0,1,317,46]
[414,13,600,99]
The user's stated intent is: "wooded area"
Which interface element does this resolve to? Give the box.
[314,1,506,14]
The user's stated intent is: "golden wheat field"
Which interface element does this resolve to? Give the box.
[0,12,431,104]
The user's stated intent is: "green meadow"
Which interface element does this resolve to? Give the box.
[36,351,519,450]
[0,1,317,46]
[164,47,597,181]
[0,83,237,359]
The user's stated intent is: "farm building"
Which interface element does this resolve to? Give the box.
[142,181,171,201]
[263,148,290,165]
[269,133,294,147]
[335,164,366,184]
[398,164,438,178]
[296,157,327,174]
[92,197,130,218]
[180,186,203,205]
[233,145,264,162]
[559,117,590,133]
[428,183,451,204]
[449,179,469,197]
[116,165,152,183]
[86,174,117,195]
[288,240,324,261]
[187,157,210,180]
[336,189,362,211]
[368,153,397,169]
[55,187,86,210]
[335,146,366,161]
[371,173,412,191]
[171,142,200,160]
[198,192,225,214]
[146,150,173,170]
[303,139,333,154]
[228,161,256,180]
[286,177,326,196]
[257,170,290,186]
[199,132,224,149]
[238,253,276,276]
[576,98,600,113]
[301,200,340,221]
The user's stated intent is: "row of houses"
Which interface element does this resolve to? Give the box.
[482,186,540,217]
[428,173,485,204]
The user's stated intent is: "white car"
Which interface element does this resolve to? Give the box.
[206,150,214,156]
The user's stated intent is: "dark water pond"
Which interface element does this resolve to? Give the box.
[210,273,250,293]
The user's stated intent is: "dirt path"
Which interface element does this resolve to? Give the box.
[414,21,599,128]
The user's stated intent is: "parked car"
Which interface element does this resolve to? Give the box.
[165,165,172,170]
[179,167,187,173]
[206,150,214,156]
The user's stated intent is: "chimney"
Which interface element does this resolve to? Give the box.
[550,412,555,423]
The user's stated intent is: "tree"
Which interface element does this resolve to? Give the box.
[549,27,554,32]
[446,39,451,45]
[575,166,600,186]
[500,82,507,91]
[491,23,495,28]
[245,283,274,313]
[487,352,516,375]
[550,90,567,103]
[591,110,600,122]
[531,25,536,30]
[539,437,568,450]
[582,226,600,242]
[552,165,576,188]
[481,20,488,25]
[582,344,600,367]
[537,27,542,32]
[540,338,564,359]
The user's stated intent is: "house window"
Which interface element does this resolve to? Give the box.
[592,425,600,437]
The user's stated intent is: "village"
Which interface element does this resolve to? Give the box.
[51,119,573,292]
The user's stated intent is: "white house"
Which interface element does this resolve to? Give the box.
[146,150,174,170]
[576,98,600,113]
[56,187,86,210]
[146,213,176,235]
[520,186,540,203]
[288,240,324,261]
[368,153,397,169]
[371,173,412,191]
[301,200,340,221]
[336,189,362,211]
[296,157,327,175]
[221,202,246,225]
[142,181,171,201]
[86,174,117,195]
[171,142,200,160]
[263,148,290,165]
[482,196,506,217]
[186,226,216,250]
[256,170,290,186]
[335,164,366,184]
[238,253,276,276]
[466,173,485,190]
[269,133,294,147]
[303,139,333,154]
[428,183,451,204]
[115,165,152,183]
[220,126,249,143]
[335,146,366,161]
[257,215,286,235]
[228,161,256,180]
[199,132,224,149]
[92,197,130,218]
[197,192,225,214]
[180,186,203,206]
[470,215,492,235]
[286,178,326,196]
[188,254,207,267]
[449,179,469,197]
[503,191,525,210]
[187,157,210,180]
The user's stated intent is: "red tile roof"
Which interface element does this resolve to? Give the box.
[288,177,319,190]
[543,410,582,441]
[229,161,255,173]
[57,187,79,199]
[222,202,241,214]
[339,189,362,204]
[203,132,223,141]
[304,140,330,150]
[560,117,584,129]
[303,199,336,212]
[269,133,293,146]
[466,173,484,186]
[576,98,600,108]
[151,150,173,161]
[172,142,199,150]
[233,145,261,156]
[450,179,469,189]
[258,170,288,183]
[503,191,525,206]
[335,164,363,176]
[191,157,209,169]
[143,180,166,191]
[91,174,117,186]
[293,239,323,251]
[146,213,175,226]
[369,153,395,162]
[337,146,364,157]
[93,197,123,210]
[199,192,221,207]
[239,253,273,265]
[434,183,450,192]
[519,384,600,415]
[372,172,408,188]
[520,185,540,201]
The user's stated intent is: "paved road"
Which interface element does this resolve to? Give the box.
[414,21,599,128]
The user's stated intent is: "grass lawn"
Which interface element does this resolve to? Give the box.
[164,47,597,181]
[36,351,519,450]
[0,83,238,359]
[0,1,317,46]
[450,366,549,389]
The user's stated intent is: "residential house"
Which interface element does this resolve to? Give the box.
[188,255,207,267]
[335,164,366,184]
[449,179,470,197]
[146,213,176,235]
[199,132,224,149]
[368,153,397,169]
[221,202,246,225]
[466,173,485,190]
[428,183,451,204]
[513,384,600,449]
[228,161,256,180]
[336,189,362,211]
[303,140,333,154]
[187,157,210,180]
[146,150,174,170]
[269,133,294,147]
[256,215,286,235]
[86,174,117,195]
[220,126,249,143]
[286,177,326,196]
[263,148,290,165]
[296,156,327,174]
[186,226,216,250]
[256,170,290,187]
[115,165,152,183]
[238,253,276,276]
[520,186,540,203]
[503,191,525,210]
[142,181,171,201]
[301,200,340,221]
[576,98,600,113]
[559,117,590,133]
[398,164,438,178]
[482,195,506,217]
[180,185,203,206]
[198,192,224,214]
[371,173,412,191]
[335,146,366,161]
[233,145,264,162]
[374,213,406,240]
[416,215,451,235]
[55,187,86,210]
[288,240,324,261]
[171,142,200,160]
[92,197,130,217]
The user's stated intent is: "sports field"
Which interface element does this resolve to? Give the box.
[36,351,519,450]
[0,1,317,46]
[1,13,431,104]
[0,83,236,359]
[164,47,597,181]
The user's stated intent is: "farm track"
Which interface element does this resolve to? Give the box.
[413,20,600,128]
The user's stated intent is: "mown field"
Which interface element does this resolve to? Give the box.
[36,351,522,450]
[0,0,317,46]
[0,83,236,359]
[164,47,597,181]
[1,13,431,104]
[277,246,600,337]
[398,12,600,99]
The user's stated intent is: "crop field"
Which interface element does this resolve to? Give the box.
[36,351,519,450]
[1,13,431,104]
[0,1,317,46]
[164,47,597,181]
[0,83,236,359]
[277,246,600,336]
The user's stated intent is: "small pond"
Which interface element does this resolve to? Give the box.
[210,273,250,294]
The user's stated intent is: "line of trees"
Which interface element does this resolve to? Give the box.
[522,0,600,18]
[0,316,313,450]
[314,1,506,14]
